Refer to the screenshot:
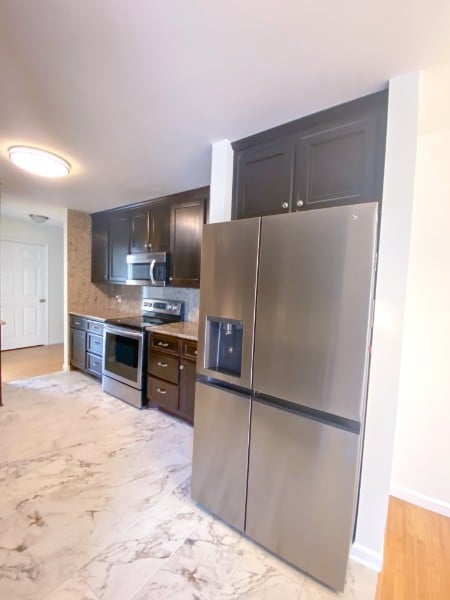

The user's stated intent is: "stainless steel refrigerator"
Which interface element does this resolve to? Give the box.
[191,203,378,591]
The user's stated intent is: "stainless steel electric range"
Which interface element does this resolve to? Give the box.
[102,299,184,408]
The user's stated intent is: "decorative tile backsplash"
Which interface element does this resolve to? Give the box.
[68,209,199,321]
[143,286,200,323]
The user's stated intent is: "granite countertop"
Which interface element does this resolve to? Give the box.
[69,308,139,322]
[146,321,198,341]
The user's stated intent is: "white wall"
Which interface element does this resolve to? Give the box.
[391,70,450,517]
[351,73,420,571]
[0,216,64,345]
[209,139,233,223]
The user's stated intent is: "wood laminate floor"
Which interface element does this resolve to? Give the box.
[1,343,64,382]
[375,497,450,600]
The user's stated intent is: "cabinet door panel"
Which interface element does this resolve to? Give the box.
[295,115,379,209]
[148,376,179,411]
[170,198,206,287]
[91,214,109,283]
[87,333,103,357]
[86,353,102,377]
[109,213,129,282]
[149,202,170,252]
[70,328,86,370]
[151,334,180,355]
[129,208,150,254]
[179,358,196,423]
[148,350,179,383]
[233,139,295,219]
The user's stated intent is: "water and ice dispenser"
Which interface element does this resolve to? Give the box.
[205,317,243,378]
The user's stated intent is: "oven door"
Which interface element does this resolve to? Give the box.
[103,325,144,389]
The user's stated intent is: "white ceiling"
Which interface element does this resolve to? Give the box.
[1,0,449,219]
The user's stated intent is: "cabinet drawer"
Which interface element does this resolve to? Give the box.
[148,376,179,411]
[87,333,103,356]
[87,320,104,335]
[86,352,102,377]
[70,315,88,330]
[149,351,179,384]
[181,340,198,361]
[150,334,180,355]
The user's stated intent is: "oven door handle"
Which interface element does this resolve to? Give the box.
[149,259,156,286]
[104,326,144,340]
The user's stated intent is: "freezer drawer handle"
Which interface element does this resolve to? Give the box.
[157,361,168,367]
[156,388,167,394]
[158,342,169,348]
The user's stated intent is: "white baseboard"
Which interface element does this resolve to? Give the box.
[350,543,382,572]
[390,484,450,517]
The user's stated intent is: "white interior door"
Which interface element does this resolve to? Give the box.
[0,240,48,350]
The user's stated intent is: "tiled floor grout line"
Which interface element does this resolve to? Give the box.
[127,518,203,600]
[1,372,377,600]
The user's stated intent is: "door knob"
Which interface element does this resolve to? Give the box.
[282,202,289,209]
[296,200,304,208]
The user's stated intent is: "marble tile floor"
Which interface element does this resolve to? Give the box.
[0,371,377,600]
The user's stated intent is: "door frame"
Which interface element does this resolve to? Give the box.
[0,239,49,348]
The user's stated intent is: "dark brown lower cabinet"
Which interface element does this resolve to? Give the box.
[179,357,196,420]
[147,333,197,424]
[70,328,86,370]
[70,315,103,379]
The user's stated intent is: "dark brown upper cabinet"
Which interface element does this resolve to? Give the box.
[91,213,109,283]
[232,90,388,220]
[129,202,170,254]
[109,211,129,283]
[234,138,296,218]
[90,187,208,287]
[170,188,208,288]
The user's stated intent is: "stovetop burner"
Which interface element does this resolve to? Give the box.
[105,299,184,331]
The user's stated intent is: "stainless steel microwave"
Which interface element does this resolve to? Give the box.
[126,252,169,286]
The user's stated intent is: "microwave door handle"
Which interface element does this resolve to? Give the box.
[149,259,156,285]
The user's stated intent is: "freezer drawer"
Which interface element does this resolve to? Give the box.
[245,400,361,591]
[191,381,250,532]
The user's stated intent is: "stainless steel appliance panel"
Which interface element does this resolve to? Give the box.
[191,382,251,532]
[103,326,144,389]
[197,219,260,389]
[245,400,361,591]
[253,203,377,422]
[102,374,143,409]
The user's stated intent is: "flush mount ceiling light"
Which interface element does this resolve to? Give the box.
[8,146,71,178]
[29,214,49,224]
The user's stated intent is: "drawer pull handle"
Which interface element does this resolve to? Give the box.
[157,361,168,368]
[156,388,167,394]
[158,342,169,347]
